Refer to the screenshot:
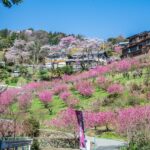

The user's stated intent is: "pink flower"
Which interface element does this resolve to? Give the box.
[66,97,79,108]
[0,88,19,106]
[117,106,150,135]
[38,91,53,103]
[18,92,32,109]
[116,59,131,72]
[59,91,71,101]
[53,83,68,95]
[75,81,94,96]
[45,108,78,134]
[97,76,107,85]
[84,111,115,129]
[107,83,123,95]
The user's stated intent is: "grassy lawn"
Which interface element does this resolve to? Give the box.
[29,97,67,122]
[71,87,108,110]
[96,132,126,140]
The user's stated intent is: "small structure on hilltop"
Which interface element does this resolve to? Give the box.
[122,31,150,57]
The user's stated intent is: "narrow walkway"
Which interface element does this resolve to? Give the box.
[86,136,127,150]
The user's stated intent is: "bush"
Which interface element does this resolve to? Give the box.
[102,97,114,106]
[91,100,101,112]
[31,139,40,150]
[51,66,74,78]
[75,80,94,97]
[130,83,141,92]
[126,140,150,150]
[59,91,71,101]
[17,77,27,86]
[5,79,10,84]
[97,76,109,90]
[61,66,74,75]
[22,117,40,137]
[126,96,141,106]
[38,69,50,81]
[107,83,123,97]
[19,65,28,77]
[117,106,150,150]
[10,77,18,84]
[0,69,9,80]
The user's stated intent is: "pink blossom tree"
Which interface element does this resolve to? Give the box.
[84,111,115,131]
[17,91,33,111]
[117,106,150,145]
[52,83,69,95]
[46,108,79,141]
[75,80,94,97]
[65,97,79,108]
[97,76,110,90]
[38,90,53,114]
[0,88,19,107]
[116,59,131,73]
[107,83,123,95]
[59,91,71,101]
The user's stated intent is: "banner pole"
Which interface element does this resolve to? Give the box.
[75,110,87,150]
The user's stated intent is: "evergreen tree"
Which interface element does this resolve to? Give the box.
[1,0,22,8]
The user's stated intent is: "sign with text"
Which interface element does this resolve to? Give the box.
[75,110,86,149]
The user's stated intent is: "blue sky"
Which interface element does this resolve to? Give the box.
[0,0,150,39]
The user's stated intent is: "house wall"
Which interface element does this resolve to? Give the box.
[122,32,150,57]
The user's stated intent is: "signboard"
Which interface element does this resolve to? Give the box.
[75,110,86,149]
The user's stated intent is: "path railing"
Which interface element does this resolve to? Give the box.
[0,137,33,150]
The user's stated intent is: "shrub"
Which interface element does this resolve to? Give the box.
[61,66,74,75]
[51,66,73,78]
[22,117,40,137]
[18,92,32,110]
[31,139,40,150]
[38,91,53,104]
[10,77,18,84]
[126,96,141,106]
[65,97,79,108]
[101,97,114,106]
[19,65,28,77]
[117,106,150,150]
[91,100,101,112]
[59,91,71,101]
[5,79,10,84]
[0,69,9,80]
[116,59,131,73]
[130,83,141,92]
[75,80,94,97]
[38,69,49,81]
[123,72,130,79]
[53,83,68,95]
[107,83,123,95]
[97,76,109,90]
